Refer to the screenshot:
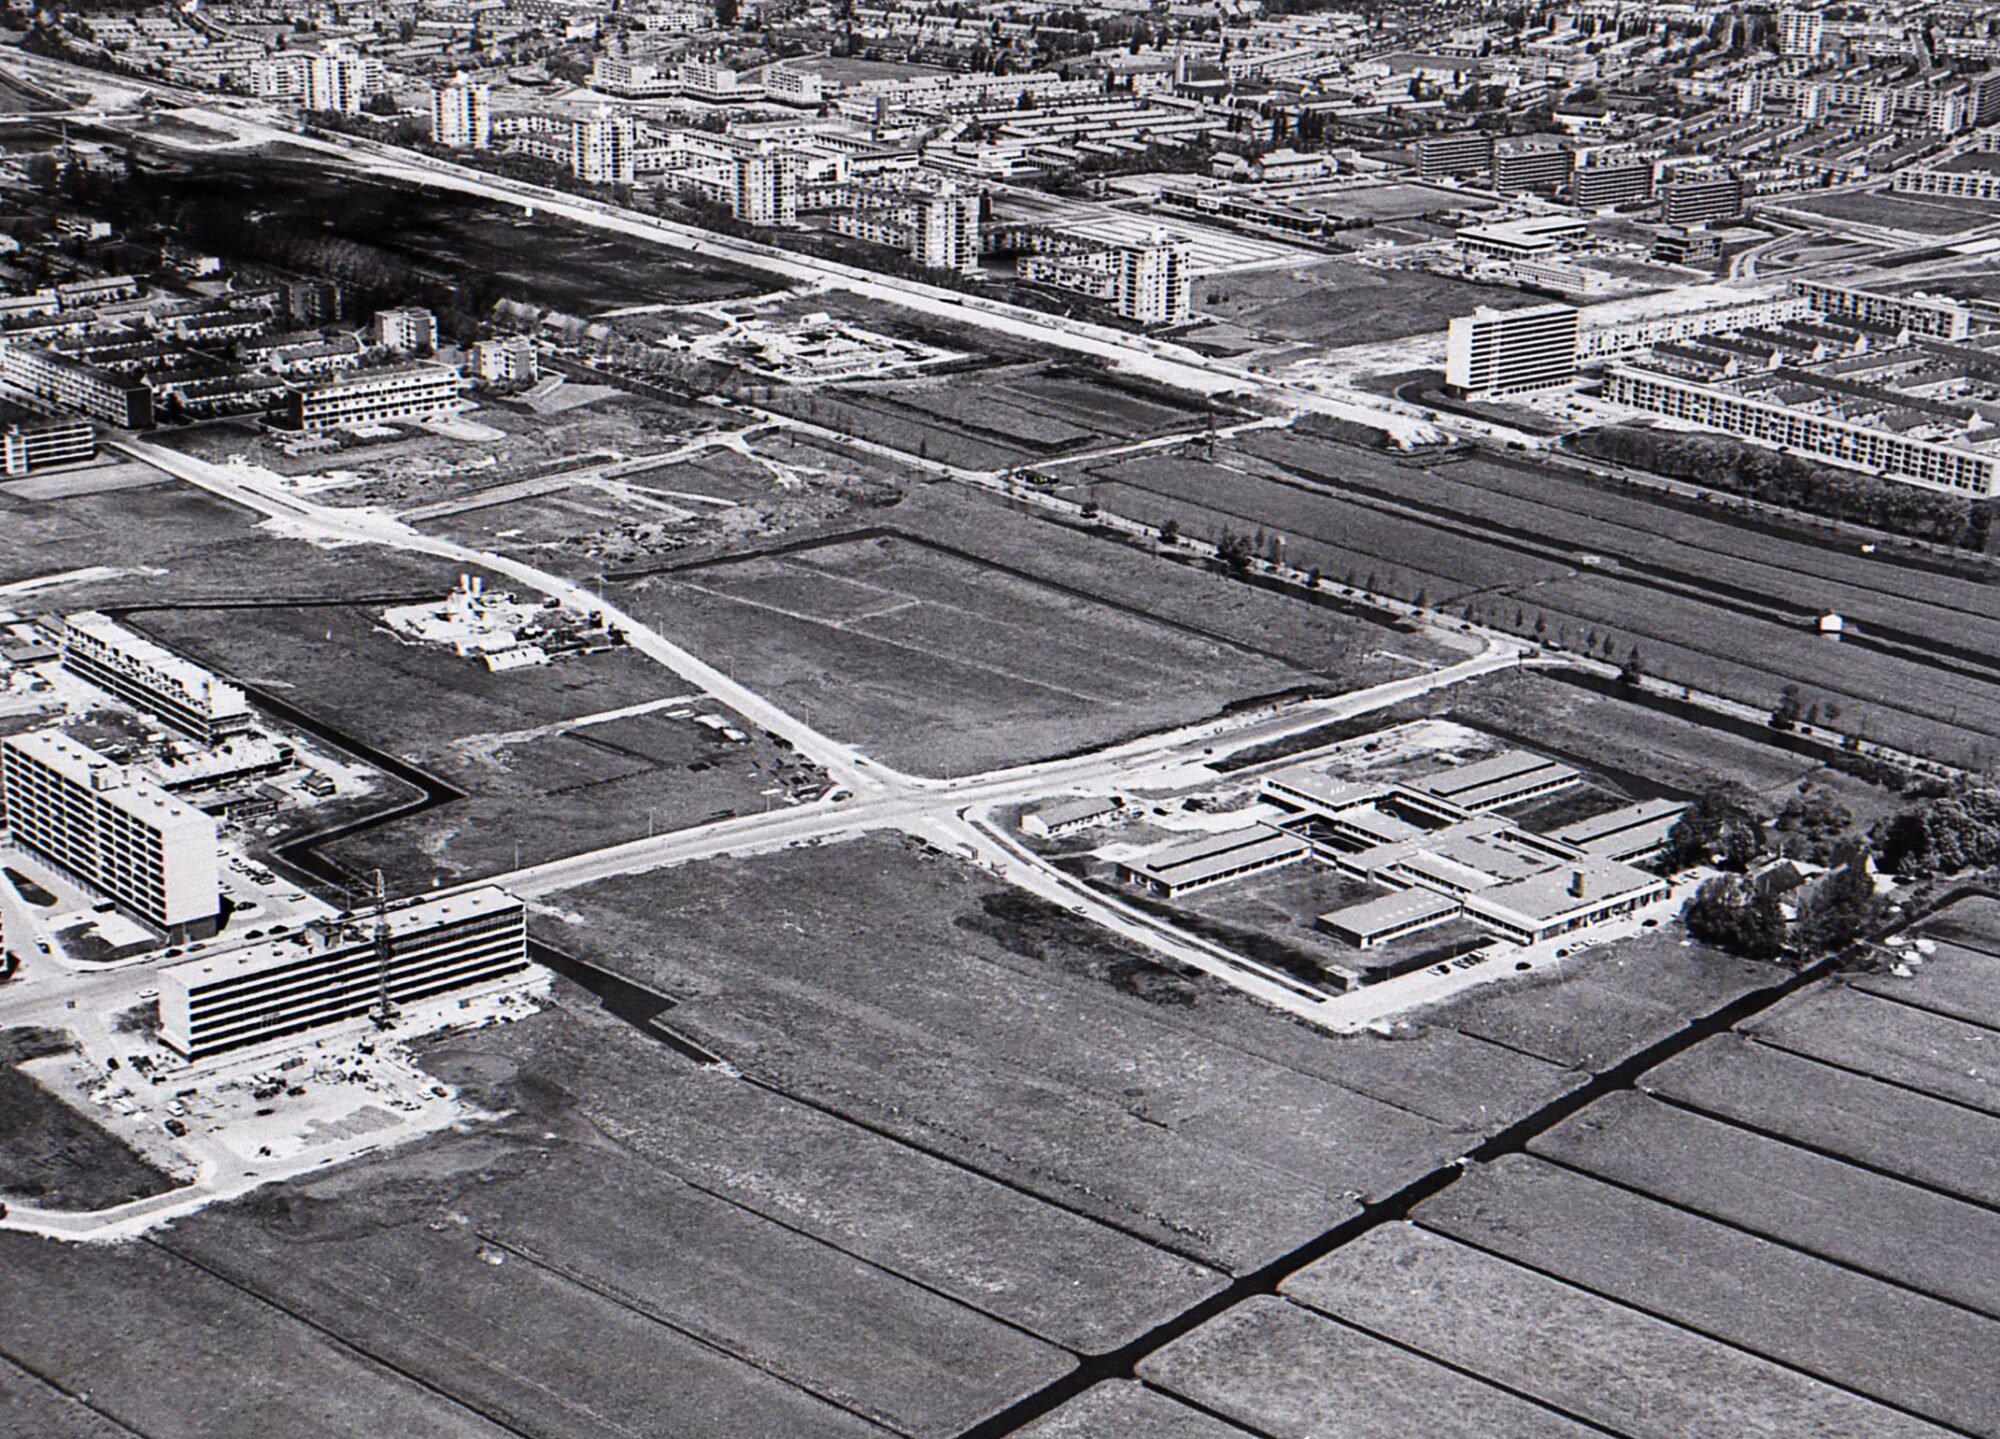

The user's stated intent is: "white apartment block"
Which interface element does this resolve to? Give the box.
[471,336,538,386]
[1577,295,1813,361]
[286,362,462,431]
[591,56,677,98]
[1446,304,1582,398]
[0,415,94,475]
[373,307,437,354]
[732,150,798,225]
[914,186,981,275]
[431,74,491,148]
[1115,236,1191,326]
[304,53,370,116]
[1602,365,2000,496]
[61,611,253,746]
[0,729,220,939]
[157,886,530,1059]
[1791,281,1974,340]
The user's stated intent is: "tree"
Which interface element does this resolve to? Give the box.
[1663,788,1764,872]
[1618,646,1646,687]
[1216,530,1255,575]
[1158,517,1181,545]
[1769,684,1806,731]
[1792,843,1884,956]
[1683,874,1787,959]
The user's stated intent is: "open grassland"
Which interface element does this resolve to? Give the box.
[1780,187,1997,233]
[617,531,1331,776]
[133,597,802,888]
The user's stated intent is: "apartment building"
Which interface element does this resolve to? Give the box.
[157,886,530,1059]
[1577,294,1812,360]
[285,362,462,431]
[1414,130,1493,180]
[61,611,253,746]
[1494,138,1574,194]
[1444,304,1581,398]
[0,341,154,428]
[373,307,437,354]
[303,53,369,115]
[914,186,981,275]
[1115,236,1192,326]
[1661,173,1745,226]
[1892,150,2000,202]
[471,336,538,387]
[0,414,93,475]
[1570,155,1652,209]
[732,150,798,225]
[1790,280,1974,340]
[431,74,491,148]
[0,729,220,940]
[1602,363,2000,496]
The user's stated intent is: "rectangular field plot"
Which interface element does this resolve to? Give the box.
[623,534,1318,775]
[1641,1034,2000,1210]
[1743,984,2000,1116]
[1284,1224,1953,1439]
[1139,1295,1599,1439]
[1017,1382,1248,1439]
[1531,1090,2000,1322]
[1417,1156,2000,1436]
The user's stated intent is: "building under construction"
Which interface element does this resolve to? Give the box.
[155,885,529,1060]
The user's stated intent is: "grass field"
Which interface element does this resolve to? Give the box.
[132,596,807,888]
[1781,187,1997,234]
[0,1028,178,1212]
[544,833,1580,1271]
[619,530,1339,775]
[1196,259,1543,347]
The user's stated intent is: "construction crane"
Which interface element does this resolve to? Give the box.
[370,870,396,1030]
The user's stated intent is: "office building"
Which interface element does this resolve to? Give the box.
[61,611,253,745]
[1652,226,1721,265]
[1444,304,1580,399]
[285,362,462,431]
[1115,235,1192,326]
[1455,215,1588,261]
[1661,174,1745,226]
[157,886,530,1059]
[373,307,437,354]
[1414,131,1493,180]
[0,414,93,475]
[1494,139,1573,194]
[0,729,219,940]
[431,74,491,149]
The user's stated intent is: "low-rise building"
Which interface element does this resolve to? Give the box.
[0,414,93,475]
[1021,796,1122,839]
[1117,826,1309,898]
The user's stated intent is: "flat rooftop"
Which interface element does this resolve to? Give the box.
[64,610,249,718]
[1469,855,1664,926]
[1552,798,1688,852]
[1128,826,1308,888]
[0,727,211,834]
[1320,887,1460,935]
[163,885,522,988]
[1400,750,1579,809]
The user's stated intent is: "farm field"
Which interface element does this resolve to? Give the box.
[616,531,1340,776]
[131,595,805,888]
[1072,426,2000,765]
[1155,893,2000,1439]
[0,1028,177,1212]
[543,834,1585,1270]
[1193,258,1544,346]
[758,360,1209,472]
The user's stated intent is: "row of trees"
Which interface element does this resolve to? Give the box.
[1572,425,1996,551]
